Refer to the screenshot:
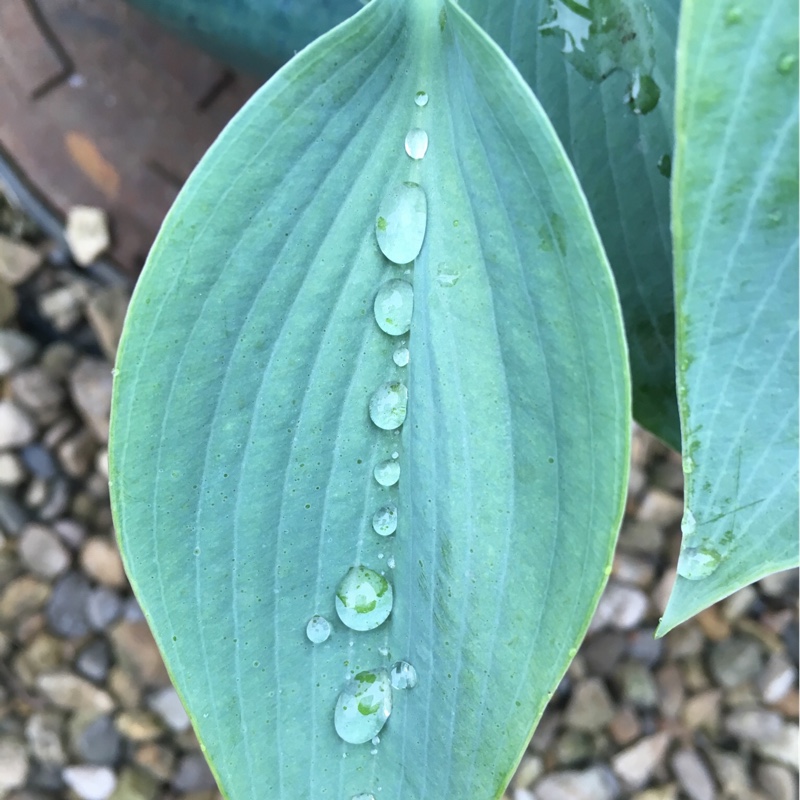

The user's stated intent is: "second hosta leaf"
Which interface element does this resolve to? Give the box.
[109,0,629,797]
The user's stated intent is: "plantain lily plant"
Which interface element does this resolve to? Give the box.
[109,0,798,797]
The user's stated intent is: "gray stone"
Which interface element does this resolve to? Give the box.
[758,569,798,598]
[0,400,37,448]
[627,629,664,666]
[0,488,30,535]
[58,428,97,478]
[25,712,66,765]
[76,638,113,683]
[69,358,113,442]
[670,748,715,800]
[110,619,170,687]
[0,575,50,621]
[709,636,764,688]
[0,737,29,792]
[148,686,190,732]
[171,752,217,792]
[725,708,783,742]
[617,661,659,709]
[65,206,110,266]
[0,235,41,285]
[582,631,627,678]
[86,586,124,631]
[40,341,78,381]
[71,713,122,766]
[0,279,18,326]
[754,722,799,768]
[565,678,615,732]
[63,765,117,800]
[612,732,671,790]
[535,766,620,800]
[36,671,114,712]
[18,524,71,578]
[20,444,57,478]
[10,368,66,416]
[553,730,595,767]
[616,520,664,555]
[721,585,758,621]
[47,571,92,637]
[757,762,797,800]
[109,766,159,800]
[36,476,71,521]
[589,583,649,632]
[758,653,797,704]
[706,748,752,798]
[86,286,130,362]
[53,517,87,550]
[0,331,37,376]
[0,451,26,486]
[38,284,88,332]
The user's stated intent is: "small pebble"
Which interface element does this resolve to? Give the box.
[148,686,191,732]
[670,748,715,800]
[62,765,116,800]
[65,206,110,266]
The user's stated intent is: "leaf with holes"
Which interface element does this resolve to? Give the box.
[658,0,798,634]
[109,0,629,797]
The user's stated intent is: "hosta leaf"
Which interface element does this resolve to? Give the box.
[109,0,629,797]
[460,0,683,449]
[657,0,798,634]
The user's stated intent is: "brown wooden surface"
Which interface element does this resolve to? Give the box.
[0,0,262,275]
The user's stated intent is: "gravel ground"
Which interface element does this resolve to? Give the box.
[0,190,796,800]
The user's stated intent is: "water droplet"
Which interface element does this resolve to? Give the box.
[625,71,660,115]
[436,267,460,287]
[414,91,428,107]
[682,455,694,475]
[678,546,720,581]
[390,660,417,689]
[334,669,392,744]
[657,154,671,179]
[306,614,331,644]
[335,566,393,631]
[387,555,396,569]
[372,505,398,536]
[375,182,427,265]
[372,735,381,745]
[369,381,408,430]
[352,794,376,800]
[373,459,400,487]
[393,347,409,367]
[373,280,413,336]
[391,451,399,459]
[777,53,797,75]
[725,5,743,24]
[682,508,697,539]
[404,128,429,160]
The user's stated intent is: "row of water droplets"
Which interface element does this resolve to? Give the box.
[302,89,430,796]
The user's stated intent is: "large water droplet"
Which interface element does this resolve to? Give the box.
[677,546,721,581]
[335,668,392,744]
[352,795,376,800]
[393,346,409,367]
[375,182,427,265]
[373,459,400,487]
[335,566,393,631]
[657,154,672,179]
[404,128,429,160]
[306,615,331,643]
[372,505,398,537]
[374,280,413,336]
[414,91,429,107]
[390,660,417,689]
[369,381,408,430]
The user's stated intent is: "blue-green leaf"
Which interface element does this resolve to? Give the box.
[658,0,798,634]
[110,0,629,796]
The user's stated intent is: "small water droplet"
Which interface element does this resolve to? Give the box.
[682,455,694,475]
[682,508,697,539]
[372,505,398,536]
[334,668,392,744]
[404,128,429,160]
[387,555,396,569]
[390,660,417,689]
[375,182,427,265]
[352,794,376,800]
[306,614,331,644]
[373,459,400,487]
[436,268,460,287]
[777,52,797,75]
[374,280,413,336]
[335,566,393,631]
[625,71,660,115]
[391,451,399,459]
[369,381,408,430]
[414,90,428,107]
[657,153,672,179]
[393,347,410,367]
[725,5,743,24]
[372,735,381,745]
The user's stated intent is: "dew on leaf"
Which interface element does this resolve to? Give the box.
[390,660,418,689]
[777,52,798,75]
[414,90,429,107]
[374,279,413,336]
[335,566,393,631]
[657,153,671,178]
[372,504,398,537]
[352,795,376,800]
[625,71,660,115]
[404,128,429,160]
[677,546,721,581]
[334,669,392,744]
[306,615,331,644]
[369,381,408,430]
[373,459,400,487]
[375,182,428,265]
[393,346,410,367]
